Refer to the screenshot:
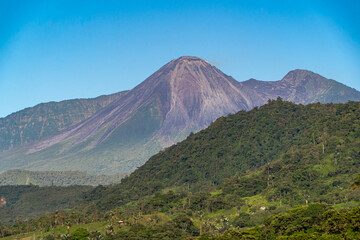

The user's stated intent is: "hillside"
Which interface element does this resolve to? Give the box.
[0,169,126,186]
[1,100,360,239]
[0,185,92,224]
[0,91,127,152]
[87,99,360,209]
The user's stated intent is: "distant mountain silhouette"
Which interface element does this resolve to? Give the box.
[243,69,360,104]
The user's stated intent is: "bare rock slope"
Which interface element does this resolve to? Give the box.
[1,57,263,174]
[1,58,359,174]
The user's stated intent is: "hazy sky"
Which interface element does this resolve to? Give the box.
[0,0,359,118]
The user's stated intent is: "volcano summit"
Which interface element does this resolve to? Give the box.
[1,56,359,174]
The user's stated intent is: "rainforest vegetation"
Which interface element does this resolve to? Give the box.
[0,169,126,187]
[1,99,360,239]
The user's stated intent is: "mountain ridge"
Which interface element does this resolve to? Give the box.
[242,69,360,104]
[0,91,127,152]
[1,57,360,174]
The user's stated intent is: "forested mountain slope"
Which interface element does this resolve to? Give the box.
[87,99,360,209]
[0,92,126,152]
[0,185,92,224]
[2,100,360,239]
[0,169,126,186]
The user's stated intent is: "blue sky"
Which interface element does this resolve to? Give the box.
[0,0,359,118]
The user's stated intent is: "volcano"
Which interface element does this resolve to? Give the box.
[29,56,263,153]
[2,57,263,174]
[1,57,359,174]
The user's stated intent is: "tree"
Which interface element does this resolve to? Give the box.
[351,174,360,189]
[71,228,89,240]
